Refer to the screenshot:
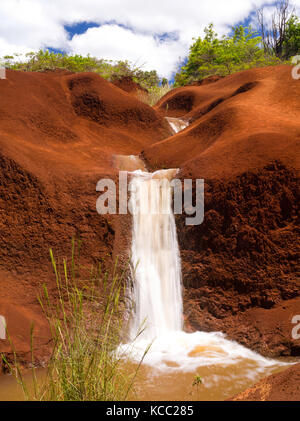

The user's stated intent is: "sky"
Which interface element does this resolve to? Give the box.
[0,0,300,79]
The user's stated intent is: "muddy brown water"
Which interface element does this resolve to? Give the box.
[0,358,297,401]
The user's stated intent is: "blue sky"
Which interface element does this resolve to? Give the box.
[65,22,100,37]
[0,0,299,78]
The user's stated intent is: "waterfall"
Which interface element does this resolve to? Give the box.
[118,161,286,375]
[165,117,188,134]
[129,169,182,341]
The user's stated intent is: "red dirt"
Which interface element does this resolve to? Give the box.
[188,75,225,87]
[112,76,148,99]
[230,363,300,401]
[146,65,300,177]
[0,65,299,382]
[0,69,171,368]
[146,65,300,358]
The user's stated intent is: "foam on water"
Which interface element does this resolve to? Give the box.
[120,330,280,373]
[165,117,189,134]
[118,168,289,375]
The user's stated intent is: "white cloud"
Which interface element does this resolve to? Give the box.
[0,0,68,51]
[0,0,300,77]
[69,24,186,77]
[251,0,300,30]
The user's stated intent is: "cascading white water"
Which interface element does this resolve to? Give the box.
[119,162,289,377]
[119,169,290,379]
[129,169,182,341]
[165,117,189,134]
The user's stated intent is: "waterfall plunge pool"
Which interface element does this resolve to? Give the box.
[0,130,296,401]
[115,167,292,398]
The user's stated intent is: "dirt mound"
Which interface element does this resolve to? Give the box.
[0,65,299,372]
[180,160,299,356]
[112,76,148,99]
[155,88,198,117]
[230,363,300,401]
[147,65,300,357]
[0,69,171,368]
[68,73,154,127]
[189,75,225,86]
[146,65,300,178]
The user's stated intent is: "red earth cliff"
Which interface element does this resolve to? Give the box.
[0,69,171,368]
[144,65,300,357]
[229,362,300,401]
[0,65,299,370]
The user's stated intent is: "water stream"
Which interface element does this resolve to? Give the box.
[119,168,289,379]
[165,117,189,134]
[0,119,294,400]
[129,169,182,341]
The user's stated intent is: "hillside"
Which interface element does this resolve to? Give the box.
[230,363,300,401]
[146,65,300,356]
[0,69,171,364]
[0,65,299,370]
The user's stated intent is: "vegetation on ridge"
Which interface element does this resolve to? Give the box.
[2,241,147,401]
[175,1,300,86]
[174,24,287,86]
[2,50,161,91]
[1,0,299,93]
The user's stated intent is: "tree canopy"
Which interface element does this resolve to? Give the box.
[174,24,282,86]
[283,15,300,58]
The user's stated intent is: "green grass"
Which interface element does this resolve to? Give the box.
[2,240,148,401]
[137,83,174,106]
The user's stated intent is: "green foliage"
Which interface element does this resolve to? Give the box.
[283,15,300,58]
[192,374,203,387]
[2,240,148,401]
[2,50,161,90]
[133,69,160,89]
[137,83,174,106]
[174,23,283,86]
[189,373,203,399]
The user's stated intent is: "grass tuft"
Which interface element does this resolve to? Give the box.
[137,83,173,106]
[2,240,147,401]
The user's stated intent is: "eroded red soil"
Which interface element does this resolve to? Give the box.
[145,65,300,358]
[0,66,299,382]
[230,362,300,401]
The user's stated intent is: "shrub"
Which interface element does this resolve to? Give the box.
[283,15,300,58]
[2,240,147,401]
[137,83,173,106]
[2,50,161,91]
[174,24,284,86]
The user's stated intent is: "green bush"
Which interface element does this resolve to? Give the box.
[2,241,148,401]
[283,15,300,59]
[174,23,284,86]
[2,50,161,90]
[137,83,174,106]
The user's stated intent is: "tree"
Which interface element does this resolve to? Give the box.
[283,15,300,58]
[2,51,161,90]
[174,23,271,86]
[257,0,296,58]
